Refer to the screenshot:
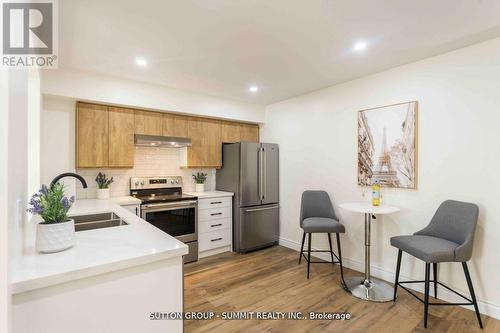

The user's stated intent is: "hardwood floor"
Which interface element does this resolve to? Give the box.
[184,246,499,333]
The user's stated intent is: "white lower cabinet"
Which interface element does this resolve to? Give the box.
[111,197,141,216]
[13,257,184,333]
[197,195,232,258]
[199,228,232,252]
[198,218,231,233]
[121,204,140,216]
[198,206,231,221]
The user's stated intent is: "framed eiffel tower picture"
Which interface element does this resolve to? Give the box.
[358,101,418,189]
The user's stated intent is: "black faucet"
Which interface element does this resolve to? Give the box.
[50,172,88,189]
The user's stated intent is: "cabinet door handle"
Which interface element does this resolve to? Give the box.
[210,201,222,204]
[211,238,222,242]
[210,223,222,227]
[210,212,222,216]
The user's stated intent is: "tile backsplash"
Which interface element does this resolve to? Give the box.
[76,147,216,199]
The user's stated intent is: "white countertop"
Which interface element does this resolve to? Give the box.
[185,190,234,198]
[339,202,400,215]
[10,199,188,294]
[110,196,142,205]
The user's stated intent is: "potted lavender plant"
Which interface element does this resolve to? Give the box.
[27,183,76,253]
[192,172,208,192]
[95,172,114,199]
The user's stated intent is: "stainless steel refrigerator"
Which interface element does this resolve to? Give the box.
[216,142,279,253]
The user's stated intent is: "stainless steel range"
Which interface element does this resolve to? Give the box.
[130,176,198,263]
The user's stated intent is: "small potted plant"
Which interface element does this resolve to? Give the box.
[27,183,76,253]
[95,172,114,199]
[192,172,208,192]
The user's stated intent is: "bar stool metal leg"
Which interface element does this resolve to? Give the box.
[433,263,438,298]
[300,231,344,281]
[393,249,402,301]
[424,263,430,328]
[336,233,346,288]
[298,232,306,264]
[327,233,334,265]
[307,233,312,279]
[462,262,483,329]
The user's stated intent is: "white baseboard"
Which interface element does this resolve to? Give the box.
[279,236,500,320]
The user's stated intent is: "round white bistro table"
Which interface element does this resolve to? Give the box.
[339,202,400,302]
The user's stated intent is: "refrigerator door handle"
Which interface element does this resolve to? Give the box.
[244,205,279,213]
[257,147,261,200]
[258,147,264,200]
[263,147,267,200]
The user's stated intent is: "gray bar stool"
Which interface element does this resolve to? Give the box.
[298,191,346,286]
[391,200,483,329]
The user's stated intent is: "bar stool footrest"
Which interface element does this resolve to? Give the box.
[397,280,473,306]
[300,251,341,264]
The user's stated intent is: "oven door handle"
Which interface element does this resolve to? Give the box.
[142,200,198,210]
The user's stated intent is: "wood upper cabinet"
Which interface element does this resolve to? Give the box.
[76,103,134,168]
[108,107,135,167]
[221,122,241,143]
[163,114,189,137]
[76,102,258,169]
[76,103,109,168]
[240,124,259,142]
[134,110,163,136]
[187,117,222,168]
[221,121,259,143]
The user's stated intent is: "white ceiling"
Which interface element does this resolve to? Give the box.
[59,0,500,105]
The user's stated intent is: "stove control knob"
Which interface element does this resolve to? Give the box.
[170,180,174,184]
[134,181,139,186]
[140,181,145,186]
[175,180,179,184]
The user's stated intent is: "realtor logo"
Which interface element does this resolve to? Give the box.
[1,0,58,68]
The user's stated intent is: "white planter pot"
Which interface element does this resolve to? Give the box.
[195,183,205,192]
[97,188,110,199]
[36,219,75,253]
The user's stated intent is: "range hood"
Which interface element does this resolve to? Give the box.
[134,134,192,148]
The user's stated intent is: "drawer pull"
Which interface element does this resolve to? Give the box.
[211,238,223,242]
[210,201,222,204]
[210,212,223,216]
[210,223,223,227]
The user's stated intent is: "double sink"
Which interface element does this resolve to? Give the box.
[71,212,128,232]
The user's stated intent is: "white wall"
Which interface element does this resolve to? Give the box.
[7,70,29,260]
[27,71,41,198]
[1,68,41,333]
[0,69,10,333]
[40,97,76,195]
[261,37,500,318]
[42,68,265,123]
[8,69,41,257]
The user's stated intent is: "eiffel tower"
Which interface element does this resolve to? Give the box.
[372,127,400,187]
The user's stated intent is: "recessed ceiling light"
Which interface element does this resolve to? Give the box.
[135,57,147,67]
[353,42,367,52]
[249,86,258,93]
